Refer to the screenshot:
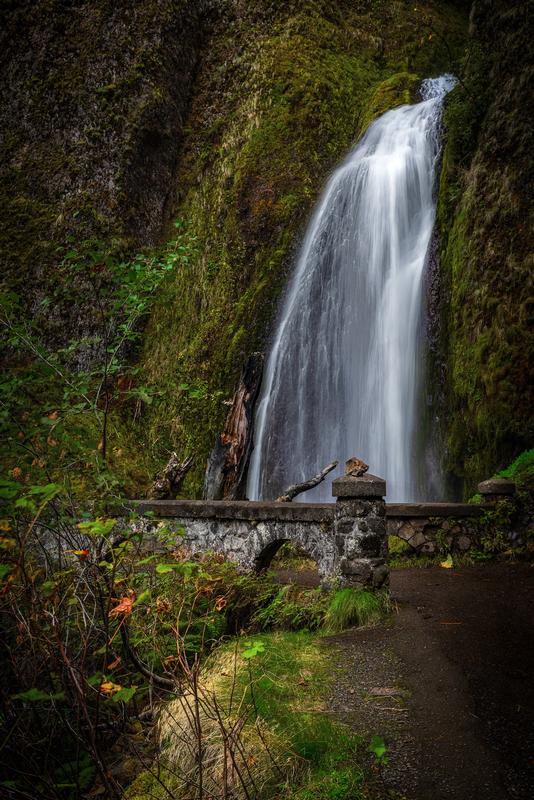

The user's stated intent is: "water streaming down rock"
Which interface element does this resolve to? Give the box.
[247,75,456,502]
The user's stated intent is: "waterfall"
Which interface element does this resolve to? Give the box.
[247,75,456,502]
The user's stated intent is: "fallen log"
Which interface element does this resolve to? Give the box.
[148,453,193,499]
[276,460,338,502]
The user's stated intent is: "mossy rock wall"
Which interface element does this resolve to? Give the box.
[435,0,533,496]
[0,0,205,346]
[141,0,467,495]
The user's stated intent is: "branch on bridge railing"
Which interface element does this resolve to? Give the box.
[276,461,338,502]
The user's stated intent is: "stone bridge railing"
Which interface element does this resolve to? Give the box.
[130,474,388,589]
[126,476,516,590]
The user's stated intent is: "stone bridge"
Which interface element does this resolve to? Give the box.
[126,476,514,589]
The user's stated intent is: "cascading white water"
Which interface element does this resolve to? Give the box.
[247,75,456,502]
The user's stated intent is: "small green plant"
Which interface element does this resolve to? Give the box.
[496,449,534,480]
[252,584,328,631]
[368,735,388,766]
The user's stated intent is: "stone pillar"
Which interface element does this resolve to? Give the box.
[477,477,516,505]
[332,473,389,590]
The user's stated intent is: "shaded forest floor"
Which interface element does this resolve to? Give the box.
[324,564,534,799]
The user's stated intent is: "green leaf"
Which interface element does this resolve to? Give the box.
[136,554,158,565]
[112,686,137,703]
[368,735,387,761]
[155,563,182,575]
[0,485,19,500]
[242,641,266,659]
[0,564,12,581]
[14,497,36,511]
[12,688,65,702]
[134,589,151,606]
[78,518,117,537]
[27,483,63,502]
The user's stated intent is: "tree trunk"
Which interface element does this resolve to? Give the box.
[204,352,264,500]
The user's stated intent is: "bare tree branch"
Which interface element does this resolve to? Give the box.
[276,461,338,502]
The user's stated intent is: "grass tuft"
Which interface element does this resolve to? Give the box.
[323,589,389,634]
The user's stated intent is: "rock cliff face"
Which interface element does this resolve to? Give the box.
[0,0,205,346]
[138,0,467,493]
[435,0,533,495]
[2,0,529,499]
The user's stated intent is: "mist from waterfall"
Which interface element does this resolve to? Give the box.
[247,75,456,502]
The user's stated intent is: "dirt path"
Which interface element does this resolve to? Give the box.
[328,563,534,799]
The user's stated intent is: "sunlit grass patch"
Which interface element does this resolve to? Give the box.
[127,631,367,799]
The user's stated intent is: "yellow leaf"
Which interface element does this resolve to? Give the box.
[100,681,122,695]
[440,554,454,569]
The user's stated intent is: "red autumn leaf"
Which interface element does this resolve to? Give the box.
[109,595,135,618]
[65,549,90,561]
[107,655,122,670]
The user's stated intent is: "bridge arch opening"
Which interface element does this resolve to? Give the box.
[254,539,322,588]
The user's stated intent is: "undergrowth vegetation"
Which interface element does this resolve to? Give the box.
[324,587,391,633]
[0,474,390,799]
[127,632,369,800]
[0,223,198,500]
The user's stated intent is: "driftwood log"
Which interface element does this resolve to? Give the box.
[276,460,338,502]
[204,352,264,500]
[148,453,193,500]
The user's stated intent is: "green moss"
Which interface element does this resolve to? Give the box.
[358,71,421,133]
[434,3,534,495]
[388,534,411,555]
[495,449,534,482]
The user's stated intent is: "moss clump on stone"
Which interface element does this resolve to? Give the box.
[358,71,421,133]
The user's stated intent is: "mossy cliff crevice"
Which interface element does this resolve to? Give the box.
[140,0,467,495]
[434,0,533,496]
